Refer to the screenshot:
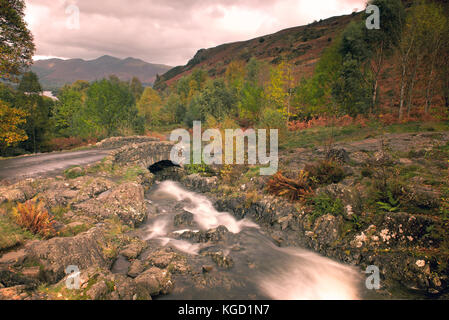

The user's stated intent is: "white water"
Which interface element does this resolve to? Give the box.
[257,247,361,300]
[143,180,362,300]
[155,180,258,233]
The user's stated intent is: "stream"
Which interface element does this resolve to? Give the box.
[128,180,368,300]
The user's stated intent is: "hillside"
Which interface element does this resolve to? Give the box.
[31,55,172,90]
[154,12,359,89]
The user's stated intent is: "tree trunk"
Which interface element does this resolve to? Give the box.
[406,54,419,118]
[425,58,437,114]
[371,42,383,114]
[399,63,407,121]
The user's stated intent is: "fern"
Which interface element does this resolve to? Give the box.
[376,191,400,212]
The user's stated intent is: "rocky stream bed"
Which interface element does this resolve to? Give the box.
[0,134,448,300]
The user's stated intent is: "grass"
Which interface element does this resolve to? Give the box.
[281,120,449,150]
[120,166,148,183]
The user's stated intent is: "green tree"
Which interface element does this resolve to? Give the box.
[0,0,35,81]
[85,79,139,137]
[17,72,50,153]
[239,82,264,122]
[184,79,236,126]
[18,72,42,93]
[130,77,144,101]
[53,85,84,137]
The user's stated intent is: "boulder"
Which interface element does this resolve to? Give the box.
[204,251,234,269]
[326,148,350,163]
[145,248,177,269]
[173,211,194,227]
[120,240,147,260]
[134,267,173,297]
[0,188,25,204]
[127,260,144,278]
[24,227,111,283]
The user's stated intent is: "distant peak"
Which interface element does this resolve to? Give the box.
[95,55,120,61]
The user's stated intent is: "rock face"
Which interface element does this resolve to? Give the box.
[24,228,111,283]
[181,174,218,193]
[312,214,342,246]
[74,182,147,227]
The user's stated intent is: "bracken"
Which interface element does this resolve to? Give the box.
[13,200,56,238]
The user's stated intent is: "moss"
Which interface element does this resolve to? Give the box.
[59,223,91,237]
[63,166,85,179]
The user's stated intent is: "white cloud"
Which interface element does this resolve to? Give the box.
[25,0,366,66]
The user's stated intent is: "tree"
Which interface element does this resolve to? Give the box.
[85,79,138,137]
[333,57,371,116]
[163,93,185,124]
[225,60,245,94]
[185,79,237,126]
[439,11,449,109]
[420,2,447,113]
[18,71,42,93]
[130,77,144,100]
[0,99,28,149]
[0,0,35,81]
[335,21,373,116]
[363,0,405,112]
[16,72,50,153]
[53,85,84,137]
[137,87,163,127]
[266,60,294,125]
[239,82,264,123]
[396,0,447,119]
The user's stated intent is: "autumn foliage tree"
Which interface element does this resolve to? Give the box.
[0,100,28,149]
[0,0,35,81]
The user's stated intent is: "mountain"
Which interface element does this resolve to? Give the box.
[31,55,172,90]
[154,13,358,89]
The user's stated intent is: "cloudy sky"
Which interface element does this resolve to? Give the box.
[25,0,366,66]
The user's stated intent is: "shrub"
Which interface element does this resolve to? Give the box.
[266,170,313,201]
[13,200,56,238]
[310,193,344,222]
[184,162,215,176]
[305,160,345,186]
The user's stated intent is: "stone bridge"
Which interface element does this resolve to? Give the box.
[110,140,175,169]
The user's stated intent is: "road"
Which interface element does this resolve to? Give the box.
[0,148,112,182]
